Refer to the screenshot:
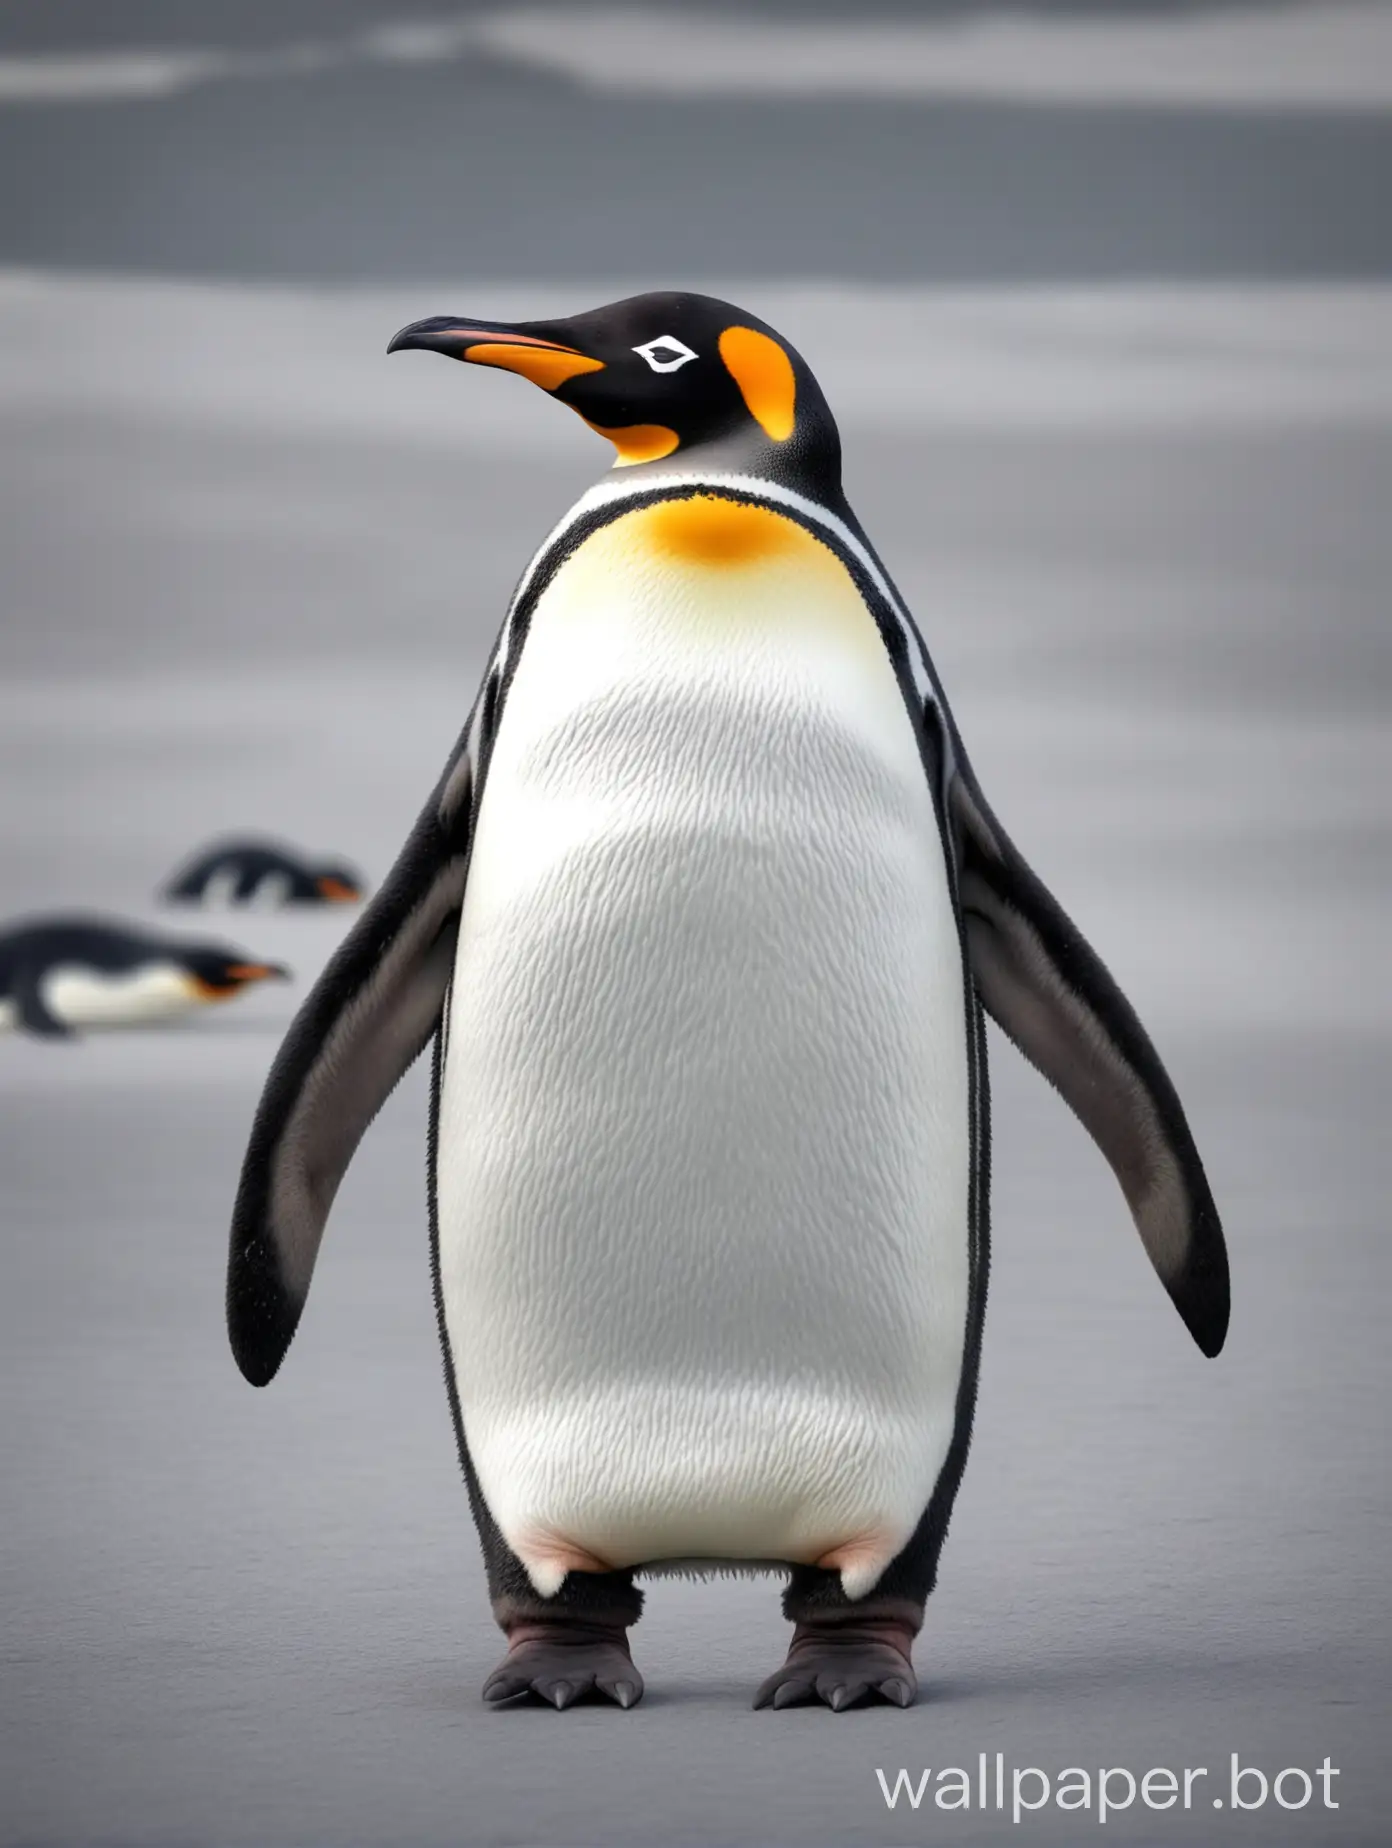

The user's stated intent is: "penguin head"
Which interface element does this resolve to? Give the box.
[388,292,842,498]
[179,946,291,1002]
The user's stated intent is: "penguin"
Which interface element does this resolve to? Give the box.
[162,838,366,909]
[226,293,1229,1714]
[0,916,289,1038]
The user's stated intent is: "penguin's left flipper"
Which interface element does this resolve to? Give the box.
[14,967,75,1039]
[950,765,1230,1357]
[226,777,471,1388]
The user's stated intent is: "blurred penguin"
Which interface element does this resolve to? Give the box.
[161,838,366,909]
[0,916,289,1038]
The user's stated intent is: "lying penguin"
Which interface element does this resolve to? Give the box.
[162,838,366,908]
[0,916,288,1038]
[227,292,1229,1713]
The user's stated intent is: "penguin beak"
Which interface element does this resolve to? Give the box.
[316,876,361,903]
[387,316,604,392]
[186,962,291,1003]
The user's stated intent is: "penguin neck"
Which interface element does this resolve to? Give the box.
[602,415,848,522]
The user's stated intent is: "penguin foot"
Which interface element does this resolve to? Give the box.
[483,1617,644,1711]
[754,1615,918,1712]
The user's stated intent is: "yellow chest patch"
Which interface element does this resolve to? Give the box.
[637,493,833,570]
[552,492,886,665]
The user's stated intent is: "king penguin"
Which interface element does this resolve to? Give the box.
[226,293,1230,1713]
[162,838,366,908]
[0,916,288,1037]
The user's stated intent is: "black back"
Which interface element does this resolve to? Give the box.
[0,916,181,985]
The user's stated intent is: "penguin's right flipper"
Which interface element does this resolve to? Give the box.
[948,759,1229,1358]
[227,767,473,1387]
[13,967,75,1039]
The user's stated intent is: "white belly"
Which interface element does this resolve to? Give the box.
[436,497,970,1599]
[43,964,198,1028]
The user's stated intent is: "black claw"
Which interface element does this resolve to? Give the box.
[483,1634,643,1711]
[757,1634,918,1712]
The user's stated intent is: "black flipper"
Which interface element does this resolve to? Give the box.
[227,759,474,1386]
[14,966,75,1039]
[950,759,1229,1357]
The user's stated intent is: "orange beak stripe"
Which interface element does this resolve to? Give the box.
[465,345,605,391]
[434,328,588,353]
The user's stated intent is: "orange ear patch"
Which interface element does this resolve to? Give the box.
[584,420,681,466]
[718,326,796,441]
[466,344,605,391]
[641,494,817,567]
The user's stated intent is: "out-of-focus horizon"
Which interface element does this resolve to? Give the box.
[1,0,1391,281]
[1,5,1388,1846]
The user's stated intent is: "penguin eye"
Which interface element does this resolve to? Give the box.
[632,336,698,375]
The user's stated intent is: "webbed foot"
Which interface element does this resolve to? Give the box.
[754,1612,918,1711]
[483,1617,643,1710]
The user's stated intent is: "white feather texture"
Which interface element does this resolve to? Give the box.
[436,496,970,1599]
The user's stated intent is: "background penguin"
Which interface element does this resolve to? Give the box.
[0,916,289,1038]
[226,292,1229,1714]
[162,838,366,909]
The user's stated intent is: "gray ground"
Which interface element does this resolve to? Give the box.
[1,274,1388,1846]
[2,5,1390,1843]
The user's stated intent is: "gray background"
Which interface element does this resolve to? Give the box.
[1,5,1388,1845]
